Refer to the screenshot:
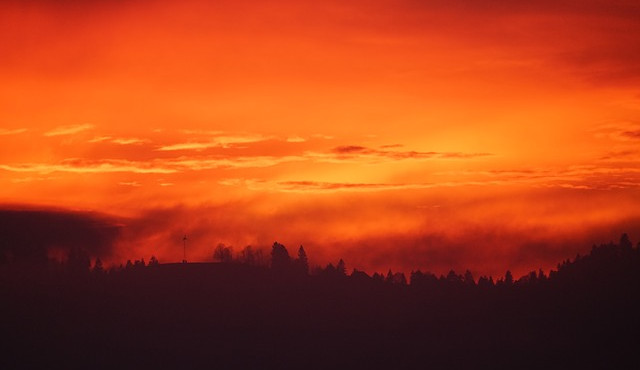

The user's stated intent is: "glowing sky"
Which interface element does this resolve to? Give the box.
[1,0,640,277]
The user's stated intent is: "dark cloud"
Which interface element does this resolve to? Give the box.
[0,205,121,264]
[332,145,368,154]
[622,130,640,139]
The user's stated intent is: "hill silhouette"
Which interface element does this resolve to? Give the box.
[1,235,639,369]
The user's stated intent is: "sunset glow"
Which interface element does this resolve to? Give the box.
[2,0,640,277]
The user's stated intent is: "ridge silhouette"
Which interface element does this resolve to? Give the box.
[1,235,639,369]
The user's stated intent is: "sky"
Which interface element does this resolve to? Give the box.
[1,0,640,277]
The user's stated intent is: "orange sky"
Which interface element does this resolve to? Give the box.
[1,0,640,277]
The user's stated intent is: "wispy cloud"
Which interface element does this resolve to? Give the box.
[0,128,27,135]
[275,181,436,192]
[10,176,58,183]
[286,136,306,143]
[158,134,271,151]
[598,150,639,162]
[305,145,492,163]
[111,137,148,145]
[435,165,640,190]
[621,130,640,139]
[592,122,640,142]
[219,179,508,193]
[44,124,94,137]
[0,159,176,174]
[89,136,148,145]
[312,134,334,140]
[170,155,305,170]
[118,181,142,187]
[0,155,306,175]
[88,136,113,143]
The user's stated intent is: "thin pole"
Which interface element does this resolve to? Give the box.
[183,235,187,263]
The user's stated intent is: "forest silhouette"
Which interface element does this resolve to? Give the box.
[1,234,639,369]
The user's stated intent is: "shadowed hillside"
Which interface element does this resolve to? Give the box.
[1,235,639,369]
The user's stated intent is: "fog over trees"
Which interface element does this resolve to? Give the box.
[1,234,639,369]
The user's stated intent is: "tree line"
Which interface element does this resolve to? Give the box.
[39,233,640,292]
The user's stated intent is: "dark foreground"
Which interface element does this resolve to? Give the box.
[2,241,640,369]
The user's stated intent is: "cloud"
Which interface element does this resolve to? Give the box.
[88,136,112,143]
[274,181,437,193]
[158,134,272,151]
[111,137,148,145]
[0,206,121,264]
[286,136,306,143]
[598,150,639,162]
[312,134,334,140]
[44,124,94,137]
[90,136,148,145]
[0,158,177,174]
[333,145,368,154]
[219,178,513,193]
[599,123,640,142]
[435,165,640,190]
[0,128,27,135]
[621,130,640,139]
[325,145,492,162]
[168,155,305,170]
[10,176,58,183]
[0,155,305,175]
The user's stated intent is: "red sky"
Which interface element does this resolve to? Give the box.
[1,0,640,277]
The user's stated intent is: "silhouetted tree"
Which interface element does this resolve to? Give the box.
[446,270,462,285]
[385,269,407,285]
[463,270,475,286]
[214,243,233,263]
[351,268,369,282]
[254,248,266,266]
[505,270,514,286]
[336,259,346,276]
[324,263,336,275]
[372,272,385,282]
[148,255,159,266]
[393,272,407,286]
[134,259,146,270]
[478,276,494,288]
[385,269,394,283]
[240,245,256,265]
[537,269,546,281]
[295,245,309,274]
[270,242,290,271]
[620,233,632,251]
[410,270,438,289]
[93,258,104,273]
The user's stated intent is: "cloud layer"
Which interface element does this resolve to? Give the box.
[0,206,121,264]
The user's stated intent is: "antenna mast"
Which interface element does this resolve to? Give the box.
[182,235,187,263]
